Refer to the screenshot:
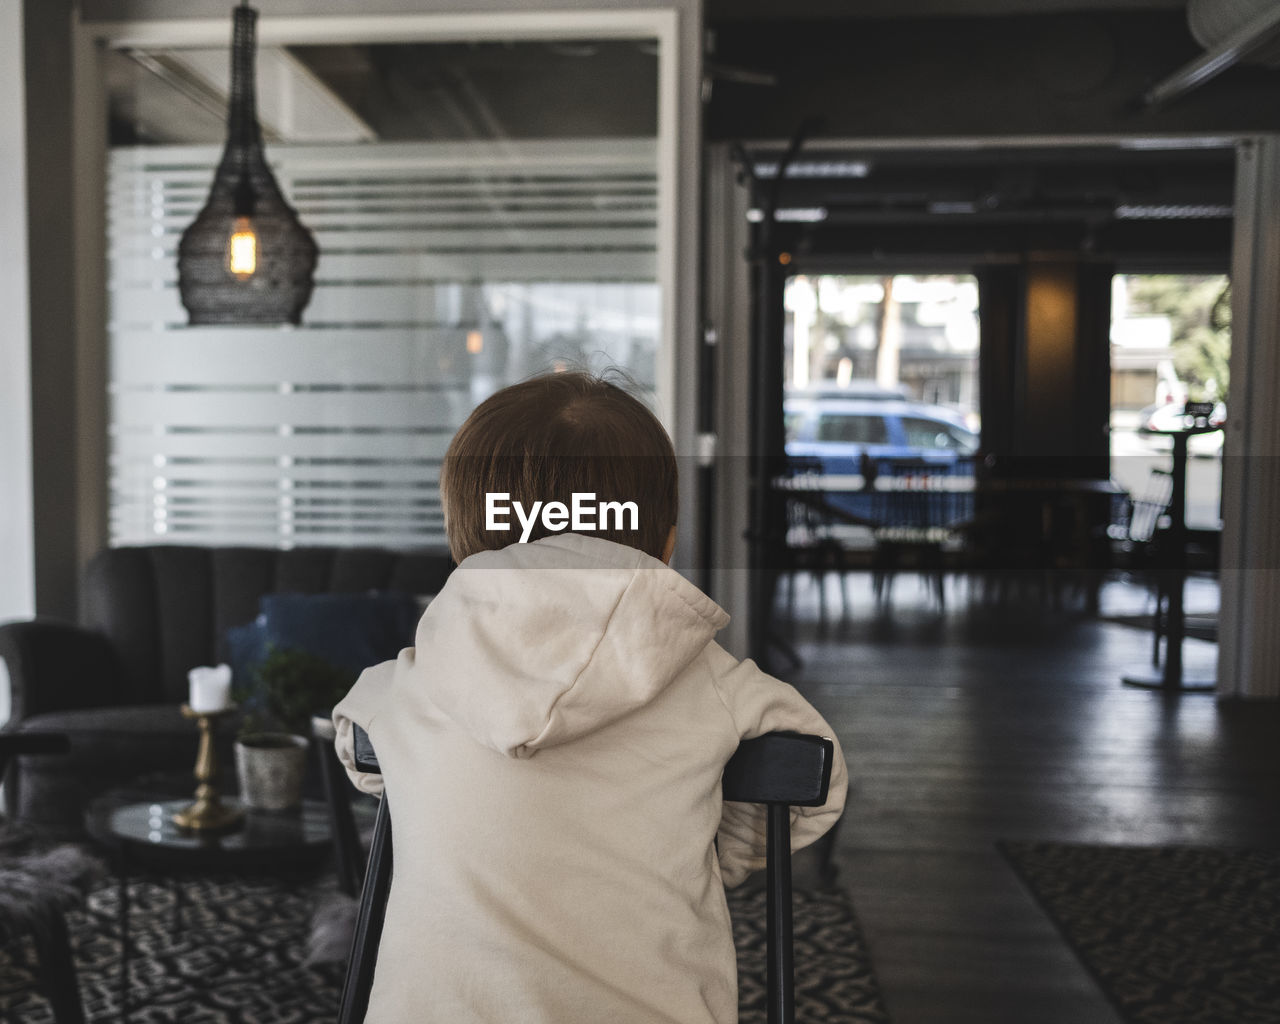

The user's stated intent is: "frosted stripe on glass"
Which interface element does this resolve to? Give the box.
[108,139,659,549]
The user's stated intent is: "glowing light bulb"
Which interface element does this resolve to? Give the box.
[228,216,258,277]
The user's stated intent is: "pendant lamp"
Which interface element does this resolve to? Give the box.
[177,2,318,325]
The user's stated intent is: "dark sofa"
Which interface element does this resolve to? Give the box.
[0,545,452,834]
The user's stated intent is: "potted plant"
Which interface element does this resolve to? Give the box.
[235,647,355,811]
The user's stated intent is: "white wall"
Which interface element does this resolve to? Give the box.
[704,143,754,659]
[1,0,35,726]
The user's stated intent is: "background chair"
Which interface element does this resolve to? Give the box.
[0,733,99,1024]
[1112,468,1175,661]
[312,714,366,899]
[336,726,835,1024]
[871,458,957,610]
[1115,468,1174,563]
[778,457,854,628]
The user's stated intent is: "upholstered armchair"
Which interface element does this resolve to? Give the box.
[0,545,450,835]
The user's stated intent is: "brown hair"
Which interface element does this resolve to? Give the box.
[440,371,677,563]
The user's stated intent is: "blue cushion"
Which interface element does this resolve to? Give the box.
[226,619,269,691]
[225,592,420,691]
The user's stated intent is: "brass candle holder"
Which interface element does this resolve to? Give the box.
[172,704,244,833]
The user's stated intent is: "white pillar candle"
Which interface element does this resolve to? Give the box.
[188,663,232,713]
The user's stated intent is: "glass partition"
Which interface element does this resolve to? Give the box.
[105,37,661,548]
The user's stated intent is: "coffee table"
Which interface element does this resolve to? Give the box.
[86,796,331,1021]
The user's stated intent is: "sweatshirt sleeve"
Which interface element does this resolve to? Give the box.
[711,652,849,888]
[332,658,396,797]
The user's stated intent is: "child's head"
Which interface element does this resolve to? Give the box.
[440,371,677,564]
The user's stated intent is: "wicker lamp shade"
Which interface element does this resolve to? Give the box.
[177,4,318,325]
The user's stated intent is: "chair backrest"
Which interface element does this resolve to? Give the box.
[312,714,364,899]
[338,726,834,1024]
[873,458,961,540]
[1126,468,1174,544]
[781,458,835,548]
[80,545,453,705]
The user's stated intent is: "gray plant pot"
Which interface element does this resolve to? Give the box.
[235,733,309,811]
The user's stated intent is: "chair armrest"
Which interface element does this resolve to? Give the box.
[722,732,834,807]
[352,723,380,774]
[0,619,125,724]
[346,725,837,805]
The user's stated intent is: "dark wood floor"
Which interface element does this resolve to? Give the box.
[779,572,1280,1024]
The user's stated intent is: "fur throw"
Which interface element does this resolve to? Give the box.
[305,806,374,967]
[306,891,358,966]
[0,828,105,945]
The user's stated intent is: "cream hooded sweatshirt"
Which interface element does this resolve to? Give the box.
[333,533,847,1024]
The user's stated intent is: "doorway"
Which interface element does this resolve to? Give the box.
[1109,271,1230,531]
[704,138,1238,663]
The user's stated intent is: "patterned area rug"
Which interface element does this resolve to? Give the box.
[1001,841,1280,1024]
[732,886,890,1024]
[0,874,889,1023]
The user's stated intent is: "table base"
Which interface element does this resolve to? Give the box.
[1121,665,1216,692]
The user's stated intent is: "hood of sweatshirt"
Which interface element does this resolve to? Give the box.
[410,533,730,759]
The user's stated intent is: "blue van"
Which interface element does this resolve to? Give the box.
[784,388,978,473]
[783,387,978,526]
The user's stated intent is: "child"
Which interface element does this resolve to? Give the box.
[334,371,847,1023]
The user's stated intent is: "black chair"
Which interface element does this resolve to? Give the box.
[0,733,88,1024]
[1112,468,1175,662]
[337,726,835,1024]
[871,458,956,610]
[311,714,365,898]
[779,458,851,626]
[1120,467,1174,555]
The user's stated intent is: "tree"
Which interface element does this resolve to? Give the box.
[1125,275,1230,403]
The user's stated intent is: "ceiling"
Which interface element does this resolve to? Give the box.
[738,142,1234,266]
[108,1,1271,148]
[708,0,1186,21]
[108,38,659,145]
[291,42,658,142]
[100,0,1242,268]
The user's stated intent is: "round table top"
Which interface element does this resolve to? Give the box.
[86,797,331,872]
[1139,421,1222,437]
